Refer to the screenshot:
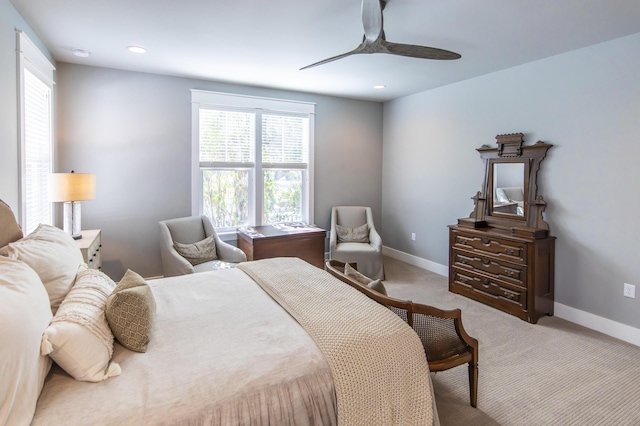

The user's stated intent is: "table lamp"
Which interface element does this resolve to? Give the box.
[49,171,96,239]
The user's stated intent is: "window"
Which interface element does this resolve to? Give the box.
[192,91,315,232]
[17,31,55,234]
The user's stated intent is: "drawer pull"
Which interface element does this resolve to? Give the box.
[481,237,491,246]
[504,248,515,255]
[481,258,491,267]
[504,292,516,300]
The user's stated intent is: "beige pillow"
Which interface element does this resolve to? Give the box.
[366,279,387,296]
[0,257,52,426]
[106,269,156,353]
[0,224,84,314]
[173,234,217,265]
[336,223,369,243]
[41,268,121,382]
[0,200,23,247]
[344,263,387,295]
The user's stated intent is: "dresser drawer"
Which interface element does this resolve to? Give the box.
[451,267,527,310]
[452,248,526,287]
[86,237,101,270]
[451,230,527,265]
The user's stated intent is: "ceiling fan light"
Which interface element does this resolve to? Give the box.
[127,46,147,54]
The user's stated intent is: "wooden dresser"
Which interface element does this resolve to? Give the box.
[450,133,555,323]
[449,225,554,323]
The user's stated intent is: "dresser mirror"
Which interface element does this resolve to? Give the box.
[463,133,552,237]
[490,161,528,219]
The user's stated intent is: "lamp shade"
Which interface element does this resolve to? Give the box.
[49,173,96,202]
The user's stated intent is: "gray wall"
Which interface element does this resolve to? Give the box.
[56,63,383,280]
[0,0,54,211]
[382,33,640,329]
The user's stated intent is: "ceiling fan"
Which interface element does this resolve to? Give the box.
[300,0,461,70]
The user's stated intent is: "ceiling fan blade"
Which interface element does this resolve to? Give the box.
[300,47,363,70]
[300,0,460,70]
[361,0,383,43]
[383,40,461,60]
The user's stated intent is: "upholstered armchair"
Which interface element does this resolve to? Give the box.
[159,215,246,277]
[329,206,385,280]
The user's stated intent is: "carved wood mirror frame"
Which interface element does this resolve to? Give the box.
[463,133,552,237]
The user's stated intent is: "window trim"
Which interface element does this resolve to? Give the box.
[16,30,56,233]
[191,90,315,232]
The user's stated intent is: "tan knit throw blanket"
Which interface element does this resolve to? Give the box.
[238,258,434,426]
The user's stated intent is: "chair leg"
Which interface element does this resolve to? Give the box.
[468,361,478,408]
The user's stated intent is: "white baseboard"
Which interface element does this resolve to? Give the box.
[383,246,640,347]
[382,246,449,277]
[554,302,640,347]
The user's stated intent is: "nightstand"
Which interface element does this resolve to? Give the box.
[75,229,102,270]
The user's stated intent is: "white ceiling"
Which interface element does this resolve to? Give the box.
[10,0,640,102]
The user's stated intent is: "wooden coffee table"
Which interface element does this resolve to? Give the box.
[236,223,327,268]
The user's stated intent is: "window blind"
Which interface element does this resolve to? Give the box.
[199,109,254,165]
[23,68,52,234]
[262,114,308,165]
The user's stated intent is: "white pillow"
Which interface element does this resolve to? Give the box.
[0,224,85,314]
[0,257,53,426]
[41,268,121,382]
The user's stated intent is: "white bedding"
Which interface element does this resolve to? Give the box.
[32,268,337,425]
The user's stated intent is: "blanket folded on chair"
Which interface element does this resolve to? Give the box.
[238,257,434,426]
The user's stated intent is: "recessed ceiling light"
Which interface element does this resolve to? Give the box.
[127,46,147,54]
[373,85,386,89]
[72,49,90,58]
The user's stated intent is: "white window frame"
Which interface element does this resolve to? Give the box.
[16,30,56,234]
[191,90,315,234]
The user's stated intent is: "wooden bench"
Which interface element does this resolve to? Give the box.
[326,260,479,407]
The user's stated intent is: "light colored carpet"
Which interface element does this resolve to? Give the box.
[382,256,640,426]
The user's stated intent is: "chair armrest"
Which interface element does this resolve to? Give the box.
[164,247,196,276]
[329,209,338,252]
[410,306,478,370]
[368,227,383,251]
[215,236,247,263]
[159,223,195,277]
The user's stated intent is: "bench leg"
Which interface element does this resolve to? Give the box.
[468,361,478,408]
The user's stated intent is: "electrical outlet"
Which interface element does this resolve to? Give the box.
[411,233,416,241]
[624,283,635,299]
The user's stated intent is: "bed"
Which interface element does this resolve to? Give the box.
[0,200,438,426]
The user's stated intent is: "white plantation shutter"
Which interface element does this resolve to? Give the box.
[17,31,55,234]
[23,69,52,233]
